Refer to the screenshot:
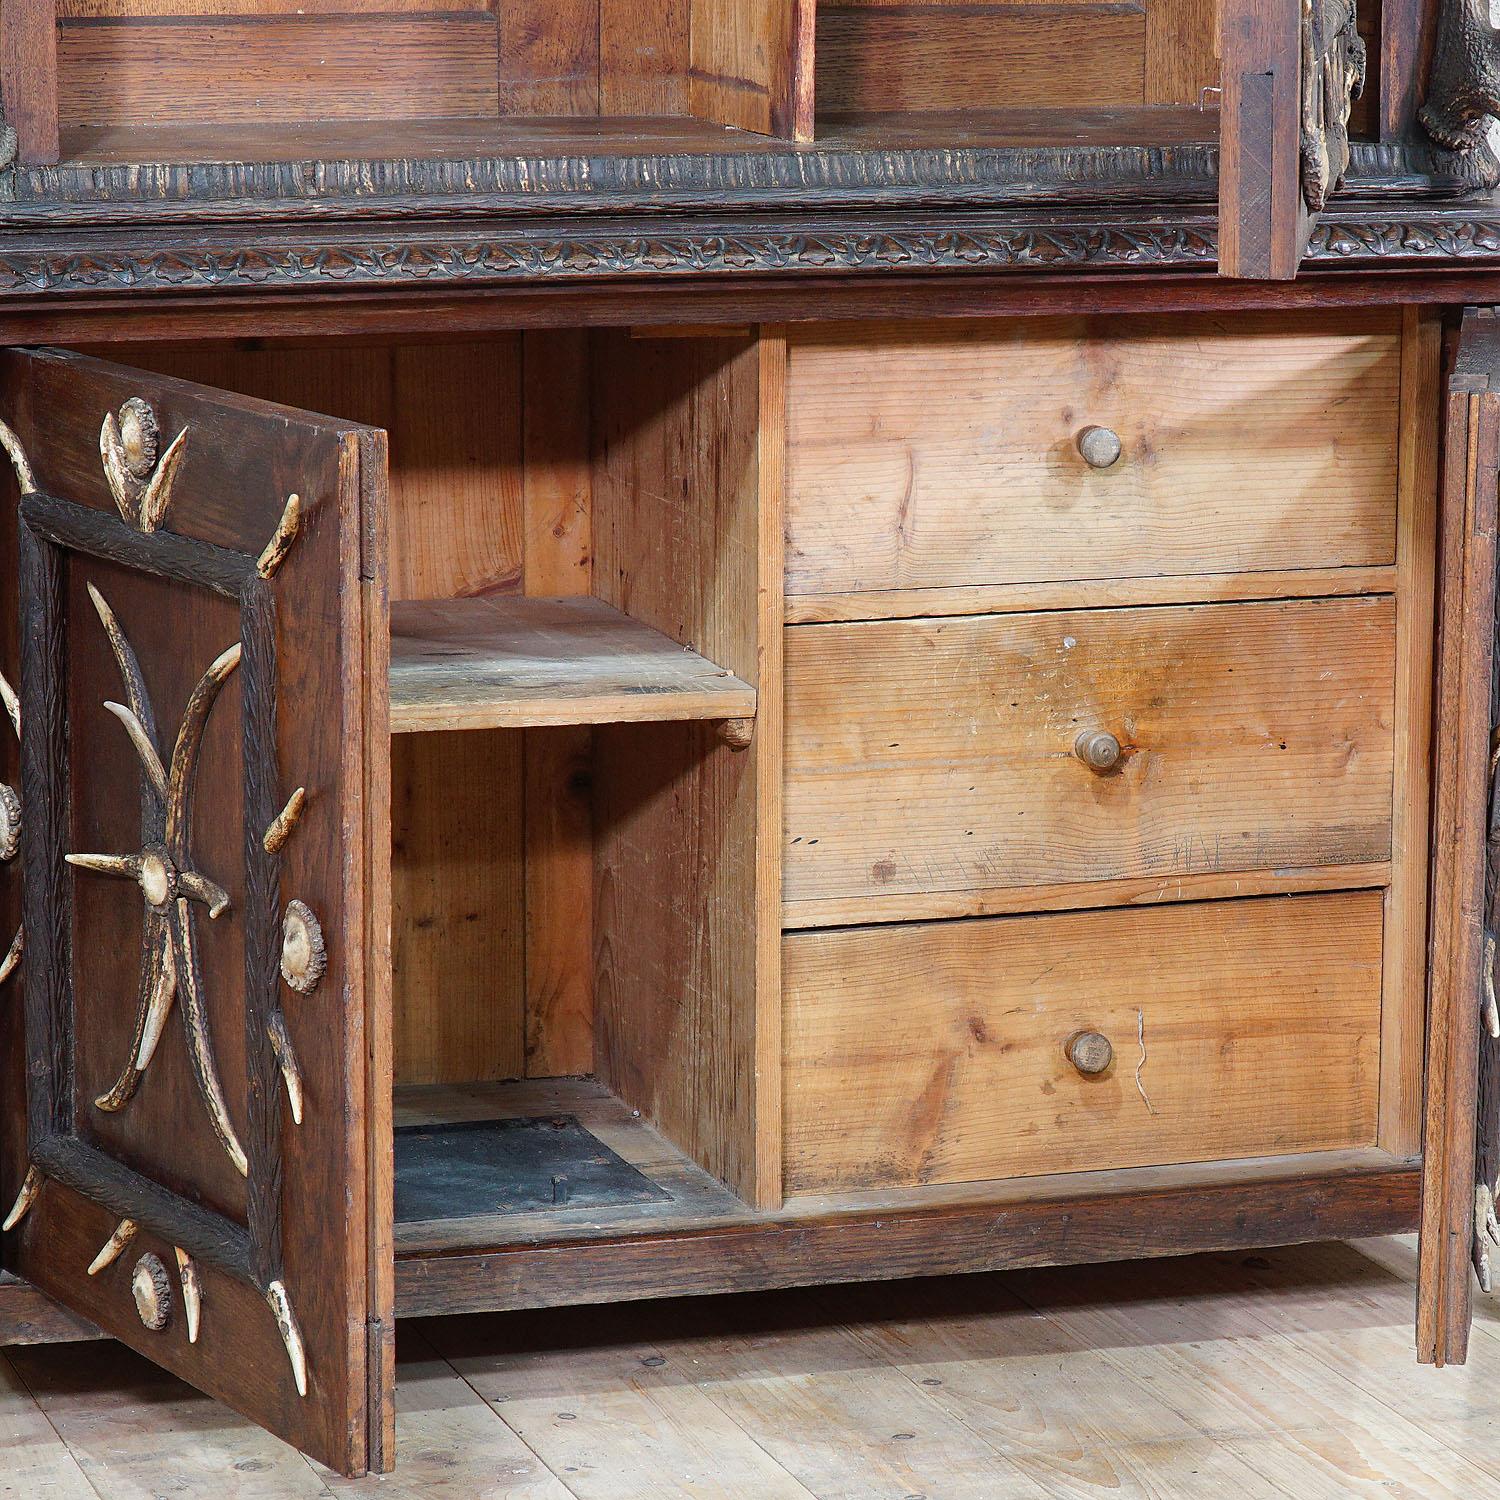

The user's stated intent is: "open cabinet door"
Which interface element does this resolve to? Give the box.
[1419,308,1500,1367]
[1218,0,1365,279]
[0,349,393,1474]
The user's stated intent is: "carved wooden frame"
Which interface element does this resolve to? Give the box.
[14,486,304,1383]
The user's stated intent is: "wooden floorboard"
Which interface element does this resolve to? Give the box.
[5,1236,1499,1497]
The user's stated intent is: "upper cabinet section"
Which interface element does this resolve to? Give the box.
[2,0,1496,286]
[1,0,1233,172]
[2,0,818,164]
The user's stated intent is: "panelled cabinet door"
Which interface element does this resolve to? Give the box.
[1418,308,1500,1368]
[1217,0,1364,279]
[0,349,392,1475]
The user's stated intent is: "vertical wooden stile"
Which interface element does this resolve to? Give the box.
[1418,309,1500,1367]
[1217,0,1307,280]
[1379,309,1442,1158]
[591,329,782,1209]
[0,0,59,165]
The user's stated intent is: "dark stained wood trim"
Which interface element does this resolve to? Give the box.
[5,197,1500,311]
[22,490,253,597]
[0,137,1480,223]
[394,1158,1421,1318]
[239,577,284,1293]
[32,1134,256,1281]
[4,138,1224,218]
[17,512,70,1146]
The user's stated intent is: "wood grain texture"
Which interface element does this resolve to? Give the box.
[521,330,594,1081]
[1379,0,1437,138]
[691,0,792,135]
[390,730,524,1087]
[783,595,1396,918]
[600,0,690,116]
[386,340,524,604]
[57,14,501,126]
[784,892,1384,1193]
[785,313,1400,604]
[814,5,1148,113]
[1379,307,1441,1158]
[497,0,601,115]
[1144,0,1218,103]
[590,330,778,1207]
[389,596,756,733]
[0,0,60,163]
[0,1275,99,1345]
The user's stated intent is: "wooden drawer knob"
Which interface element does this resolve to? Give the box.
[1074,729,1122,772]
[1077,425,1123,469]
[1067,1031,1114,1076]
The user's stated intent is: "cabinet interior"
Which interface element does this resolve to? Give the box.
[39,0,1397,165]
[90,306,1430,1290]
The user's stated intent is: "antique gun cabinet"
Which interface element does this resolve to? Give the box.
[4,0,1500,1476]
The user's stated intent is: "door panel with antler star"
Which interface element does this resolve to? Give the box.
[0,348,392,1476]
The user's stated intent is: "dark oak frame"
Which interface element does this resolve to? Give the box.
[16,488,287,1297]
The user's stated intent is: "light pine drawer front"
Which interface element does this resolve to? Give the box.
[785,313,1400,608]
[783,596,1395,920]
[783,892,1384,1192]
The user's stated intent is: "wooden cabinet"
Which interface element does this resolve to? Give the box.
[0,291,1496,1473]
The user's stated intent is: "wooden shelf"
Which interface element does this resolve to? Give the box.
[389,595,756,734]
[389,1080,1419,1314]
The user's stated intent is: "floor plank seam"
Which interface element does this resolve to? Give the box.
[2,1348,109,1500]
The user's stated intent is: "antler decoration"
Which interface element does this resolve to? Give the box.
[66,584,248,1177]
[1420,0,1500,185]
[0,416,32,993]
[100,398,188,533]
[0,666,20,989]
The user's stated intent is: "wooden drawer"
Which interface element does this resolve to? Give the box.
[783,595,1394,923]
[785,313,1400,617]
[784,892,1384,1193]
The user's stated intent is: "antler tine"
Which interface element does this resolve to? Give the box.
[136,428,189,534]
[100,412,140,525]
[171,906,248,1177]
[263,788,307,855]
[266,1281,308,1397]
[176,1249,202,1343]
[165,643,241,850]
[93,915,170,1113]
[2,1165,42,1231]
[103,702,169,805]
[0,666,18,737]
[0,418,36,496]
[66,852,144,881]
[177,872,231,919]
[86,1219,138,1276]
[266,1012,304,1125]
[256,494,303,579]
[0,929,20,986]
[87,585,159,747]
